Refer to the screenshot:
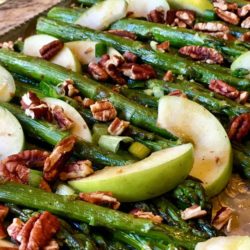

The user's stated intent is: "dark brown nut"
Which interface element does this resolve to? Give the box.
[176,10,195,26]
[79,191,120,209]
[239,32,250,42]
[166,10,178,25]
[108,117,130,136]
[163,70,174,82]
[212,206,233,230]
[238,4,250,17]
[181,205,207,220]
[44,240,60,250]
[241,16,250,28]
[215,8,240,25]
[0,41,14,50]
[194,22,229,32]
[82,97,95,108]
[52,105,74,131]
[120,63,156,80]
[88,62,109,81]
[168,90,187,98]
[123,51,138,63]
[7,218,24,241]
[98,54,111,68]
[39,40,64,60]
[57,79,79,97]
[236,91,249,105]
[90,100,117,122]
[44,136,76,181]
[147,8,165,24]
[228,113,250,141]
[106,29,137,40]
[209,79,240,99]
[60,160,94,181]
[172,18,187,28]
[179,46,224,64]
[0,205,9,222]
[130,209,163,224]
[156,41,170,52]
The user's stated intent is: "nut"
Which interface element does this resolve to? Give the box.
[0,205,9,222]
[176,10,195,26]
[130,209,163,224]
[239,32,250,42]
[166,10,178,25]
[44,136,76,181]
[168,90,187,98]
[156,41,170,52]
[88,62,109,81]
[181,204,207,220]
[147,8,165,24]
[215,8,240,25]
[179,46,224,64]
[236,91,249,105]
[228,113,250,141]
[163,70,174,82]
[241,16,250,28]
[213,0,238,11]
[212,206,233,230]
[82,97,95,108]
[123,51,137,63]
[206,32,236,41]
[39,40,64,60]
[238,4,250,17]
[108,117,130,136]
[0,41,14,50]
[57,79,79,97]
[194,22,229,32]
[7,218,24,241]
[107,30,137,40]
[60,160,94,181]
[79,191,120,210]
[44,240,60,250]
[172,18,187,28]
[52,105,74,131]
[90,100,117,122]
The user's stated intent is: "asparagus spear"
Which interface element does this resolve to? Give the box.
[36,17,250,90]
[0,182,206,249]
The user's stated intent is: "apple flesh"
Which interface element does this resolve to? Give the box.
[231,51,250,78]
[157,96,232,197]
[69,143,194,202]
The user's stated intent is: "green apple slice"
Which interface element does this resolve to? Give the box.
[195,236,250,250]
[231,51,250,73]
[69,143,194,202]
[157,96,232,197]
[0,106,24,160]
[23,34,81,72]
[42,97,92,142]
[75,0,127,30]
[127,0,169,18]
[0,65,15,102]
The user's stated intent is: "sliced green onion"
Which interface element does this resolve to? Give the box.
[152,86,164,98]
[128,142,151,159]
[143,89,153,96]
[28,170,43,188]
[39,81,61,98]
[56,183,76,196]
[95,42,107,58]
[92,123,108,144]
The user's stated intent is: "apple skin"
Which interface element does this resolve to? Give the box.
[69,143,194,202]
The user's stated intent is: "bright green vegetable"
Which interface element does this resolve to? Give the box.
[128,141,151,159]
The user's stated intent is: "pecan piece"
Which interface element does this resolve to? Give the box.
[88,62,109,81]
[79,191,120,210]
[0,41,14,50]
[241,16,250,28]
[57,79,79,97]
[90,100,117,122]
[52,105,74,131]
[44,240,60,250]
[44,136,76,181]
[108,117,130,136]
[236,91,249,105]
[130,209,163,224]
[215,8,240,25]
[238,4,250,17]
[82,97,95,108]
[179,46,224,64]
[107,30,137,40]
[209,79,240,99]
[181,205,207,220]
[194,22,229,32]
[7,218,24,241]
[39,40,64,60]
[172,18,187,28]
[123,51,137,63]
[147,8,165,23]
[163,70,174,82]
[60,160,94,180]
[156,41,170,52]
[239,32,250,42]
[212,206,233,230]
[166,10,178,25]
[168,90,187,98]
[228,113,250,141]
[206,32,236,41]
[176,10,195,26]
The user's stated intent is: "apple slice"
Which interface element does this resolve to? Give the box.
[75,0,127,30]
[0,106,24,160]
[157,96,232,197]
[127,0,169,18]
[42,97,92,142]
[69,143,194,202]
[231,51,250,73]
[0,65,15,102]
[23,34,81,72]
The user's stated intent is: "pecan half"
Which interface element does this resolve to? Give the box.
[79,191,120,209]
[179,46,224,64]
[7,218,24,241]
[60,160,94,181]
[209,79,240,99]
[215,8,240,25]
[52,105,74,131]
[147,8,165,24]
[130,209,163,224]
[123,51,137,63]
[228,113,250,141]
[168,90,187,98]
[194,22,229,32]
[176,10,195,26]
[108,117,130,136]
[88,62,109,81]
[239,32,250,42]
[156,41,170,52]
[107,30,137,40]
[238,4,250,17]
[181,205,207,220]
[241,16,250,28]
[44,136,76,181]
[90,100,117,122]
[39,40,64,60]
[212,206,233,230]
[57,79,79,97]
[163,70,174,82]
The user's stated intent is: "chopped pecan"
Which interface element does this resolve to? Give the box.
[60,160,93,180]
[52,105,74,131]
[79,191,120,209]
[212,206,233,230]
[98,54,111,68]
[176,10,195,26]
[181,205,207,220]
[238,4,250,17]
[228,113,250,141]
[209,79,240,99]
[82,97,95,108]
[194,22,229,32]
[104,55,124,68]
[44,136,76,181]
[108,117,130,136]
[130,209,163,224]
[88,62,109,81]
[215,8,240,25]
[57,79,79,97]
[172,18,187,28]
[44,240,60,250]
[7,218,24,241]
[168,90,187,98]
[107,30,137,40]
[0,41,14,50]
[236,91,249,105]
[166,10,178,25]
[39,40,64,60]
[241,16,250,28]
[239,32,250,42]
[179,46,224,64]
[123,51,137,63]
[207,31,236,41]
[90,100,117,122]
[156,41,170,52]
[213,0,238,11]
[147,8,165,23]
[163,70,174,82]
[105,62,126,85]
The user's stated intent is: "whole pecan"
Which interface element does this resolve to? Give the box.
[39,40,64,60]
[179,46,224,64]
[60,160,94,181]
[163,70,174,82]
[194,22,229,32]
[147,8,165,23]
[88,62,109,81]
[181,204,207,220]
[238,4,250,17]
[215,8,240,25]
[79,191,120,209]
[228,113,250,141]
[44,136,76,181]
[57,79,79,97]
[212,206,233,230]
[123,51,137,63]
[108,117,130,136]
[130,209,163,224]
[90,100,117,122]
[241,16,250,28]
[107,30,137,40]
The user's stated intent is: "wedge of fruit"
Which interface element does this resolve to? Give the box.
[69,143,194,202]
[75,0,127,30]
[231,51,250,73]
[23,34,81,72]
[0,65,15,102]
[157,96,232,197]
[42,97,92,142]
[0,105,24,160]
